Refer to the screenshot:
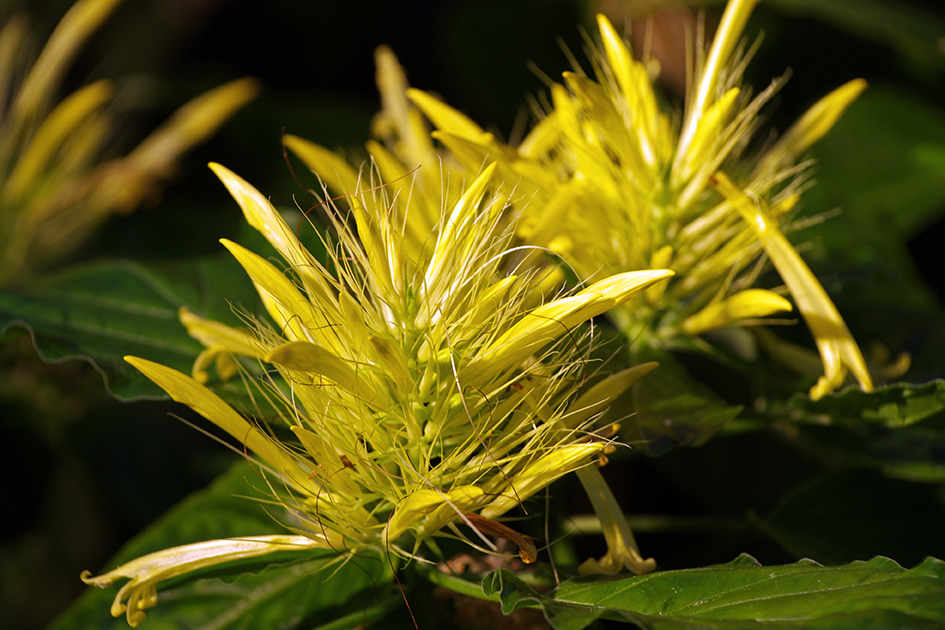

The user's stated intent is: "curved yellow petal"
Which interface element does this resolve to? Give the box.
[81,535,330,627]
[681,289,793,335]
[710,172,872,398]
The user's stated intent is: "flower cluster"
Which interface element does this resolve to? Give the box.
[400,0,871,399]
[0,0,257,285]
[82,0,876,625]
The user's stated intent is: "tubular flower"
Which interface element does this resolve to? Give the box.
[402,0,871,398]
[83,159,670,624]
[0,0,258,285]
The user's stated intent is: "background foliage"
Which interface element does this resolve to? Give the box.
[2,0,945,628]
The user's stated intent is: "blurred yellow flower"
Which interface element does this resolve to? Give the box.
[401,0,872,398]
[0,0,258,285]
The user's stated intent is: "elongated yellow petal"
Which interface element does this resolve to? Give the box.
[754,78,867,180]
[81,535,330,627]
[675,0,759,167]
[3,80,112,204]
[681,289,793,335]
[266,340,364,395]
[124,356,312,489]
[407,88,493,146]
[576,466,656,575]
[125,78,260,181]
[567,362,659,429]
[11,0,123,121]
[710,172,872,398]
[210,163,338,309]
[284,134,363,198]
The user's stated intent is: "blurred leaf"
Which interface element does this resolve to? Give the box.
[789,381,945,482]
[626,347,742,456]
[792,380,945,427]
[49,459,396,630]
[483,554,945,630]
[758,469,945,566]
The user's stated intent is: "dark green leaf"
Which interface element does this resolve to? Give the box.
[792,380,945,427]
[759,469,945,566]
[49,459,395,630]
[625,348,742,456]
[483,555,945,630]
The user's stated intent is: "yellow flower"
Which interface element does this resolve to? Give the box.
[0,0,258,285]
[401,0,871,398]
[83,158,670,623]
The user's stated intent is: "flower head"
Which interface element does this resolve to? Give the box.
[401,0,871,398]
[0,0,258,284]
[84,154,669,623]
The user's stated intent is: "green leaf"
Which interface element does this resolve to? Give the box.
[790,381,945,482]
[49,459,396,630]
[759,469,945,566]
[625,347,742,456]
[483,555,945,630]
[792,380,945,427]
[0,253,262,401]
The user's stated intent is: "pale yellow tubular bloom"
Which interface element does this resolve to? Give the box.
[81,535,333,628]
[406,87,496,149]
[576,466,656,575]
[753,78,868,183]
[8,0,123,122]
[466,270,673,382]
[680,289,793,335]
[374,45,438,175]
[711,172,872,398]
[124,356,313,491]
[94,78,260,213]
[674,0,759,171]
[283,134,362,196]
[595,13,663,169]
[2,80,113,204]
[481,443,608,519]
[178,307,266,382]
[209,163,339,313]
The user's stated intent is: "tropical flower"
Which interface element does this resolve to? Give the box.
[400,0,872,399]
[0,0,258,285]
[82,156,668,624]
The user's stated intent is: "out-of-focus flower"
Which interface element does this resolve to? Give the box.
[0,0,258,285]
[82,156,669,624]
[400,0,872,399]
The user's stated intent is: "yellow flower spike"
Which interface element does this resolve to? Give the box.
[576,466,656,575]
[710,172,872,398]
[124,356,313,491]
[755,78,868,181]
[675,0,760,169]
[81,535,332,628]
[3,80,113,204]
[9,0,123,122]
[681,289,793,335]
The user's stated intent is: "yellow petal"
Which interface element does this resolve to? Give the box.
[124,356,311,489]
[407,88,492,146]
[576,466,656,575]
[266,341,363,394]
[755,79,867,179]
[710,172,872,398]
[567,362,659,428]
[681,289,793,335]
[81,535,329,627]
